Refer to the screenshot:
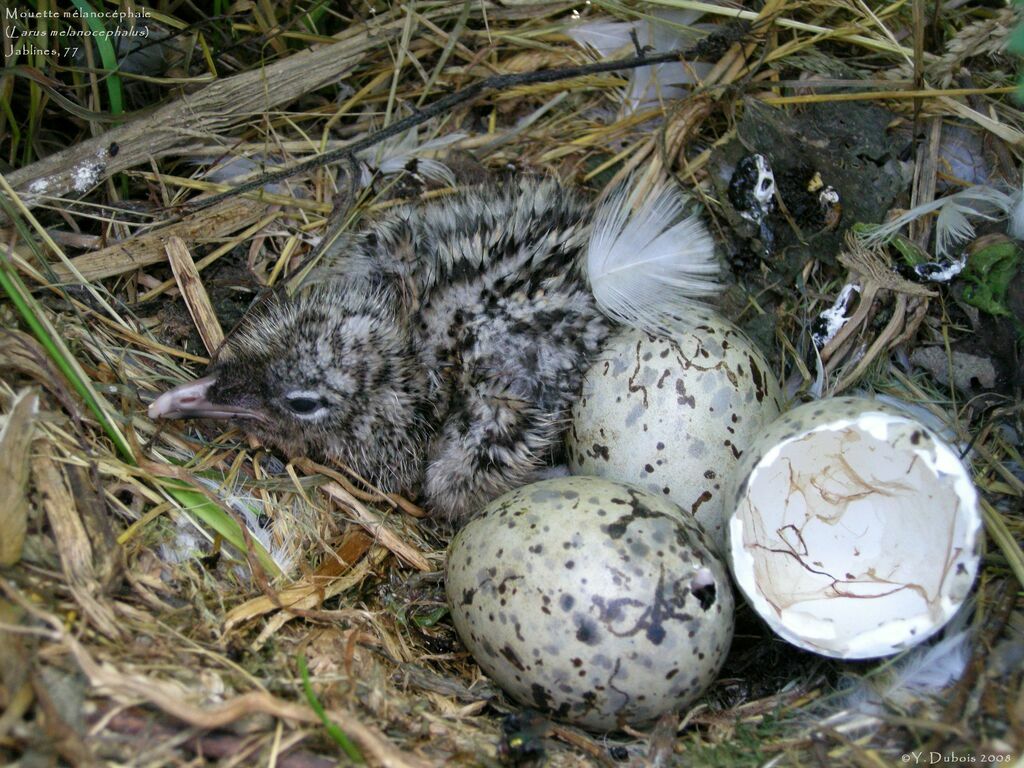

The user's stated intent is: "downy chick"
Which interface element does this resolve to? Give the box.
[149,176,718,524]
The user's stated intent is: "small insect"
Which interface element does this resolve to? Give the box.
[498,710,551,765]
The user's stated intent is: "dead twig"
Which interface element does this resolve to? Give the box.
[185,30,745,216]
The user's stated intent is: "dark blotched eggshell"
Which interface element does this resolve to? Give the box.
[445,476,734,731]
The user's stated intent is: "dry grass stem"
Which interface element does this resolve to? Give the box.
[1,0,1020,764]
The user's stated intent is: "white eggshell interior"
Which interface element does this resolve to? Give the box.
[728,401,981,659]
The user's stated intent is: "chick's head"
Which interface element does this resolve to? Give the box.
[149,282,423,462]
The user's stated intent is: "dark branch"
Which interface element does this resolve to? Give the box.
[181,25,747,215]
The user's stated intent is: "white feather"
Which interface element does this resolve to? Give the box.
[359,128,466,187]
[193,475,299,574]
[1007,183,1024,241]
[568,9,708,115]
[566,19,636,58]
[837,630,972,723]
[627,9,708,112]
[194,155,290,195]
[879,630,973,705]
[587,182,720,334]
[861,184,1013,256]
[812,603,975,736]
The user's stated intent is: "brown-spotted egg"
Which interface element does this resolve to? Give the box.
[567,312,784,552]
[445,476,734,731]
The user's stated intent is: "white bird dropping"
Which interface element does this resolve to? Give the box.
[725,397,982,660]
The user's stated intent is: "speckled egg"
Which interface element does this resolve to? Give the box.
[567,312,784,552]
[445,476,734,731]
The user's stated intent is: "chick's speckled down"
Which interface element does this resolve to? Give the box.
[154,178,610,522]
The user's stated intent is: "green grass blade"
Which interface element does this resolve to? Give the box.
[157,480,282,577]
[69,0,124,115]
[297,654,364,763]
[300,0,331,34]
[0,192,281,578]
[0,249,132,459]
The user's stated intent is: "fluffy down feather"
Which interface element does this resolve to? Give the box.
[587,182,720,335]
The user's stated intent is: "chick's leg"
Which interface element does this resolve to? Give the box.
[424,386,561,524]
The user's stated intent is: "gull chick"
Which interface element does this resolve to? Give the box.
[150,177,719,523]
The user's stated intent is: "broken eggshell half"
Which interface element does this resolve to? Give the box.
[725,396,981,660]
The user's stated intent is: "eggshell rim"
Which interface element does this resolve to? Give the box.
[727,407,982,660]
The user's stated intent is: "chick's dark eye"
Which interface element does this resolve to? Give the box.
[285,396,323,415]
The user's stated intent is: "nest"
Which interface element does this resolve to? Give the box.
[1,1,1022,765]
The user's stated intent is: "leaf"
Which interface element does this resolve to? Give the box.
[890,234,930,266]
[962,240,1022,318]
[412,605,449,627]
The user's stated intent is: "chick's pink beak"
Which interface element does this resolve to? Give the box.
[148,376,265,421]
